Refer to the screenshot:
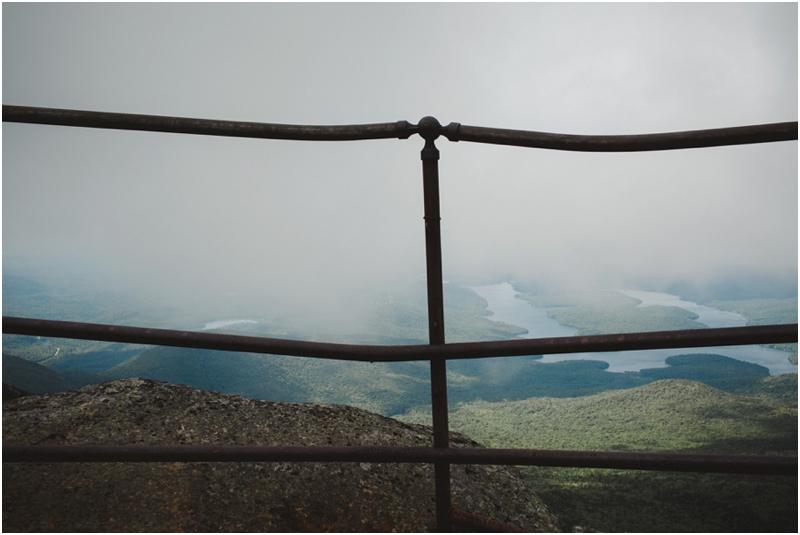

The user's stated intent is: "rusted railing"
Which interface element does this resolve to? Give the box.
[3,105,798,532]
[3,317,796,362]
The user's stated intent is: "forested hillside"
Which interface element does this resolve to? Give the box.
[2,354,99,395]
[398,379,798,532]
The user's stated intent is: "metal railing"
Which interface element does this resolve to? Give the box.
[3,105,798,532]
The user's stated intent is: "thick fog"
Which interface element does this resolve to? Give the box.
[3,4,797,328]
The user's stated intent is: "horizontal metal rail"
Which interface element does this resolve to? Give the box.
[4,105,796,151]
[4,316,796,362]
[2,105,415,141]
[3,445,795,476]
[445,121,798,151]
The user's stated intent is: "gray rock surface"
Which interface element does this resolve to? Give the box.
[3,378,561,532]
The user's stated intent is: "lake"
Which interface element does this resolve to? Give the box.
[470,283,797,375]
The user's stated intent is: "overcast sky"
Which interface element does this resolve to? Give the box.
[3,3,797,324]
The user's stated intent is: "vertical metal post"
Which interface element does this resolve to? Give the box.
[418,116,451,532]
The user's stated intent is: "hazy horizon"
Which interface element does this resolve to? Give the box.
[3,3,797,327]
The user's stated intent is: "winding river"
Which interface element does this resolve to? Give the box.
[470,283,796,375]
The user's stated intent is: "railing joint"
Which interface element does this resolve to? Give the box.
[395,119,416,139]
[444,121,461,142]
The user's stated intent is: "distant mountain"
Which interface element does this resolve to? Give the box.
[99,345,433,416]
[638,353,770,393]
[100,347,310,404]
[2,354,101,395]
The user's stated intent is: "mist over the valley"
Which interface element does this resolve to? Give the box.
[3,3,797,334]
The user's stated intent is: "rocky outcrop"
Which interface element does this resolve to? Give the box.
[3,378,560,532]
